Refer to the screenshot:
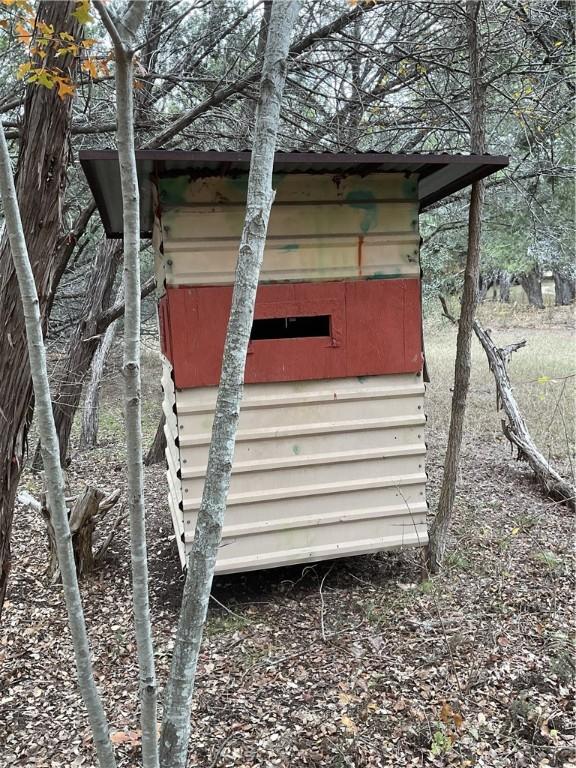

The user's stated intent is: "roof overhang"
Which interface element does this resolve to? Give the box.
[79,149,509,239]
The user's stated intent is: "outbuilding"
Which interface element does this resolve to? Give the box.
[80,149,508,573]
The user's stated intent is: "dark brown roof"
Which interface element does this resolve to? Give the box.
[79,149,509,238]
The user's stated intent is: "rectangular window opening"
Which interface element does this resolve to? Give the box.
[250,314,331,341]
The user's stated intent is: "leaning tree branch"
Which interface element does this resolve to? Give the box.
[439,296,575,510]
[473,320,575,510]
[95,274,155,333]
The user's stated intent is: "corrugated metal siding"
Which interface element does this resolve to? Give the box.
[164,372,427,572]
[155,173,419,288]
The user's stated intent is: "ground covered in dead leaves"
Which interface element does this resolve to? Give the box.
[1,319,575,768]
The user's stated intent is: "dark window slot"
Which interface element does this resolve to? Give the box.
[250,315,331,341]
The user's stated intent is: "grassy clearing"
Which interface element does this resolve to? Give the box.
[424,302,575,467]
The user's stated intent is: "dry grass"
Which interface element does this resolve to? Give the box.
[424,302,575,470]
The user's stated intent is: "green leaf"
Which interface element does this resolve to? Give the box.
[72,0,93,25]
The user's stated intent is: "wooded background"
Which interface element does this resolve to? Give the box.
[0,2,574,767]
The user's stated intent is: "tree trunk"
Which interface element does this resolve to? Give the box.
[95,4,158,767]
[0,2,81,621]
[519,268,544,308]
[498,270,511,302]
[42,486,121,581]
[158,3,300,766]
[144,413,166,466]
[553,270,575,306]
[33,239,122,468]
[473,321,574,509]
[478,272,493,302]
[78,293,122,451]
[0,113,116,768]
[238,0,272,144]
[426,0,486,574]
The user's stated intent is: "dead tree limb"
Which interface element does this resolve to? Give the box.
[439,295,575,511]
[473,320,575,510]
[42,486,122,582]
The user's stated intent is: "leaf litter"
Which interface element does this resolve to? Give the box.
[1,346,574,768]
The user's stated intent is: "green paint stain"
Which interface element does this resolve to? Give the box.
[345,190,378,233]
[402,175,418,199]
[367,272,404,280]
[281,243,299,252]
[292,444,301,455]
[159,176,189,205]
[271,172,287,188]
[229,174,249,194]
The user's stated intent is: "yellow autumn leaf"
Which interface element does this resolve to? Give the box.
[16,61,32,79]
[72,0,93,25]
[36,20,53,36]
[56,43,79,57]
[340,715,358,734]
[56,78,75,98]
[15,20,32,45]
[82,57,98,78]
[511,527,520,535]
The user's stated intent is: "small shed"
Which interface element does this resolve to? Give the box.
[81,150,508,573]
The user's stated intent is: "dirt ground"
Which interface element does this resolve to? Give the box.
[1,306,574,768]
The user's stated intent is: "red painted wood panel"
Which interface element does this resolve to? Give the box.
[160,280,422,389]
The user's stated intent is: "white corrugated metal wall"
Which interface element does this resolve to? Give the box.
[156,172,428,571]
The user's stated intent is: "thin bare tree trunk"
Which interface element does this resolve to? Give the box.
[498,270,511,302]
[33,239,122,468]
[158,3,300,766]
[95,4,158,767]
[0,1,80,621]
[426,0,486,574]
[79,285,123,450]
[0,122,116,767]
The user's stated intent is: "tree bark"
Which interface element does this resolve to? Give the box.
[478,271,494,302]
[498,269,511,302]
[95,4,158,767]
[34,239,122,468]
[553,269,575,306]
[0,118,116,768]
[0,2,81,621]
[519,267,545,308]
[426,0,486,574]
[79,285,123,451]
[42,487,121,581]
[158,3,300,766]
[473,322,574,509]
[144,413,167,466]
